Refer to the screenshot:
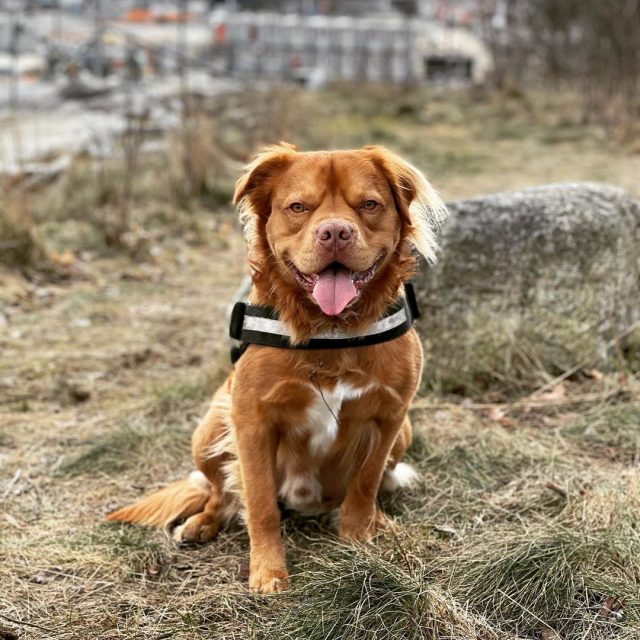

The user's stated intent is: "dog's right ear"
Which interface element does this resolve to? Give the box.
[234,143,297,256]
[233,142,297,214]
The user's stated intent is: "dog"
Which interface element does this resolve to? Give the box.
[107,144,447,593]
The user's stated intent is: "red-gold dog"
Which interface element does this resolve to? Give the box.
[107,144,447,593]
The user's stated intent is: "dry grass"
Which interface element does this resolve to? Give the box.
[1,86,639,639]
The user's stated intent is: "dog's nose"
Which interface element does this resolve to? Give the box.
[316,221,354,252]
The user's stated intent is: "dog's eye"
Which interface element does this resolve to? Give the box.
[361,200,379,211]
[289,202,307,214]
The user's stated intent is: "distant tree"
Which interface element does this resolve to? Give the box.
[479,0,640,129]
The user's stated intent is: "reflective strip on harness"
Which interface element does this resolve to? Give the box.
[242,305,408,340]
[229,282,420,363]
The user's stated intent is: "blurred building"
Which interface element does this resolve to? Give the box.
[1,0,493,86]
[218,0,414,15]
[210,11,492,85]
[0,15,46,78]
[224,0,482,18]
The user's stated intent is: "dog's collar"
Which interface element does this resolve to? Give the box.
[229,282,420,363]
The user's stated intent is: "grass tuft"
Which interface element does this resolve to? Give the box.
[562,405,640,464]
[275,546,505,640]
[152,377,213,419]
[0,192,47,269]
[53,421,189,477]
[82,524,171,575]
[446,514,640,639]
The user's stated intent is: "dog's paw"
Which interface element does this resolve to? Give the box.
[339,519,375,543]
[172,513,220,544]
[339,509,391,543]
[248,565,289,594]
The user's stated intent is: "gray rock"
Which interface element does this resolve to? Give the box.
[415,183,640,392]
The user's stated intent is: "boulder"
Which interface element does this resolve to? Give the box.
[415,183,640,392]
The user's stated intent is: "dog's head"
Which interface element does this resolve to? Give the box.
[234,144,446,340]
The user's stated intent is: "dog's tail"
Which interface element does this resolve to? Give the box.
[106,471,211,528]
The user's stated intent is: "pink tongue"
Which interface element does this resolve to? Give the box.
[312,266,357,316]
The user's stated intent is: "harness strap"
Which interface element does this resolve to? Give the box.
[229,282,420,364]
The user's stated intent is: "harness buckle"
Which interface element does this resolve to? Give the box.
[229,302,247,340]
[403,282,421,320]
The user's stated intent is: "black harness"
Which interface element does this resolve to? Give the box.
[229,282,420,364]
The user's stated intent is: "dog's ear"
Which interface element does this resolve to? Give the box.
[233,142,297,213]
[364,145,447,263]
[234,143,297,256]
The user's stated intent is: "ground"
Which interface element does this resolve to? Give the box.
[1,86,639,639]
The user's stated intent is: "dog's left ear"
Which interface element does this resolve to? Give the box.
[364,146,447,263]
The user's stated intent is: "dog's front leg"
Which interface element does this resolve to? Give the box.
[234,414,287,593]
[339,411,407,542]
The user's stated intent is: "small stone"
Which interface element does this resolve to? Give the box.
[0,626,19,640]
[30,572,53,585]
[69,384,91,403]
[57,379,92,404]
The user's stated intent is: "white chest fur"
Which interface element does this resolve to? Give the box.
[278,381,375,511]
[305,382,371,457]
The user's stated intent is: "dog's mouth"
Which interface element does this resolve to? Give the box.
[290,254,384,316]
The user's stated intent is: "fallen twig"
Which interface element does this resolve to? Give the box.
[0,613,56,634]
[529,319,640,397]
